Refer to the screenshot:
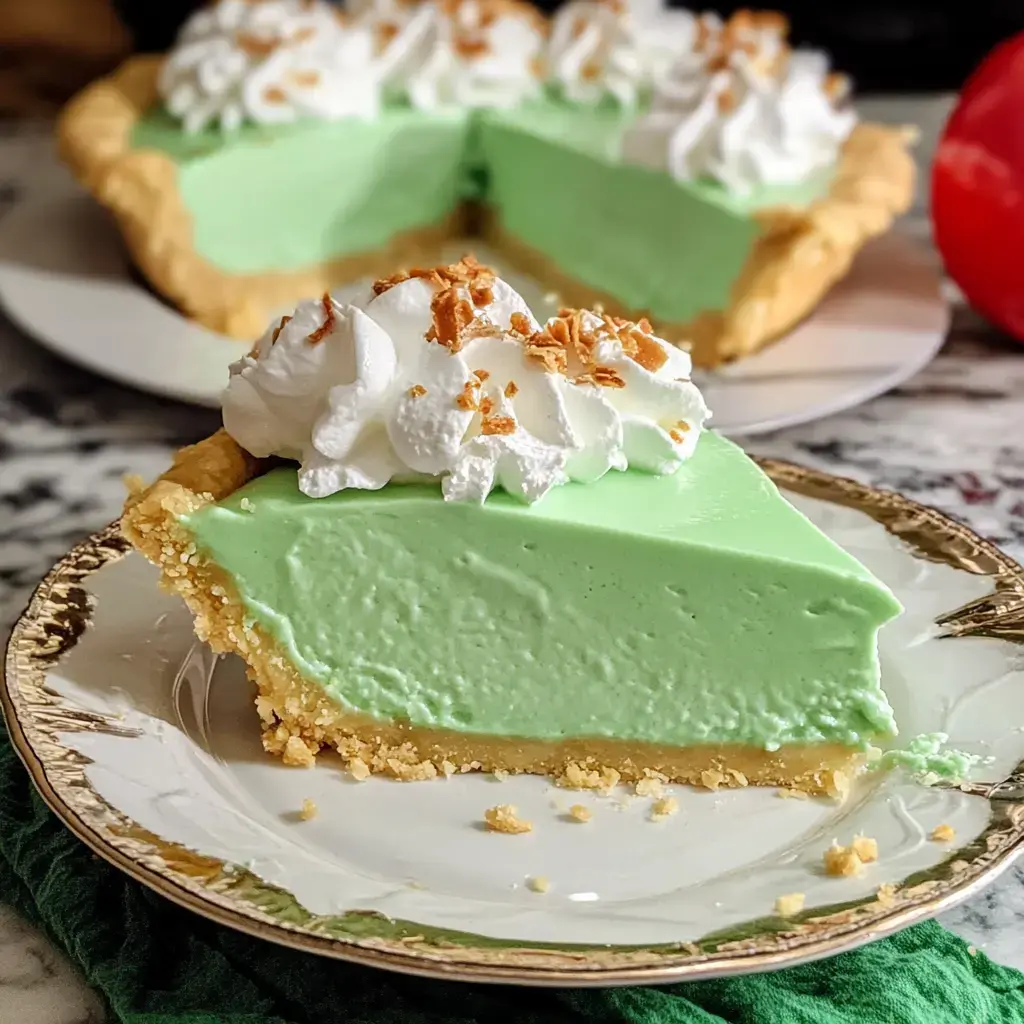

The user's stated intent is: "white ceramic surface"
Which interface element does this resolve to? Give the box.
[8,482,1023,980]
[0,194,948,434]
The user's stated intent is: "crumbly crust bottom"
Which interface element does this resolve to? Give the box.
[60,59,915,366]
[122,431,864,795]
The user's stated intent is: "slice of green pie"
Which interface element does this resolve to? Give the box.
[124,423,899,794]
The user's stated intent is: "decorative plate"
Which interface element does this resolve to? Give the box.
[5,462,1024,987]
[0,194,948,435]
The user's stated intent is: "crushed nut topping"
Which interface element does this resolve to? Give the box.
[299,798,318,821]
[504,380,519,398]
[576,365,626,389]
[706,9,790,79]
[473,368,491,381]
[521,307,669,386]
[483,803,533,834]
[408,384,427,399]
[428,289,476,349]
[236,32,281,58]
[455,380,480,411]
[481,415,516,435]
[371,256,497,353]
[371,254,495,298]
[376,20,400,50]
[307,293,335,344]
[261,85,288,104]
[289,69,321,88]
[669,420,692,444]
[509,311,533,336]
[931,823,956,843]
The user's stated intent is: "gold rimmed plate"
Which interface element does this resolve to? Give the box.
[4,460,1024,986]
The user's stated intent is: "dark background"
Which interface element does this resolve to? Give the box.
[112,0,1024,92]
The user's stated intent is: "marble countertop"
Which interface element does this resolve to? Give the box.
[2,98,1024,1020]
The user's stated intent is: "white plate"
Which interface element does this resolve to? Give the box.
[0,194,948,433]
[5,460,1024,986]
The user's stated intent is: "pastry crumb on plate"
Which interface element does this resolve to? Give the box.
[484,804,533,834]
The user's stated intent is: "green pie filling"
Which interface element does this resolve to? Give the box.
[181,433,900,752]
[130,100,832,326]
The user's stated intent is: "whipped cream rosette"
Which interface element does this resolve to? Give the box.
[223,258,709,504]
[387,0,547,110]
[546,0,716,107]
[621,10,855,193]
[160,0,383,131]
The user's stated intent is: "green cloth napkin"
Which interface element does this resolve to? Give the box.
[2,726,1023,1024]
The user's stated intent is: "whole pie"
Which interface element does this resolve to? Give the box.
[123,257,901,793]
[60,0,915,367]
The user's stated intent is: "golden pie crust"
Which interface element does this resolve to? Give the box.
[122,430,864,793]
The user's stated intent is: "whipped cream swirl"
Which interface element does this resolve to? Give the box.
[386,0,547,110]
[546,0,715,107]
[223,259,709,504]
[160,0,382,132]
[621,11,856,192]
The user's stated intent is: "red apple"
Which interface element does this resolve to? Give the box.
[932,32,1024,341]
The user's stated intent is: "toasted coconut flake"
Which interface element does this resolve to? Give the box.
[376,20,400,49]
[371,254,495,298]
[236,32,280,58]
[289,69,321,87]
[408,384,427,399]
[262,84,288,104]
[482,415,516,436]
[270,314,292,345]
[428,290,475,351]
[307,293,335,344]
[509,311,533,336]
[455,380,480,411]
